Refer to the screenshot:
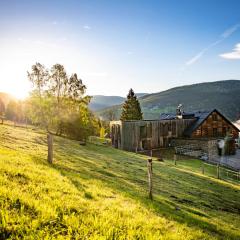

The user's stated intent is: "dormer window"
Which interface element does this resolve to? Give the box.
[212,114,217,121]
[213,128,218,137]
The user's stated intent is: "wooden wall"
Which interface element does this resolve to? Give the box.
[192,111,239,138]
[110,121,122,148]
[111,119,194,151]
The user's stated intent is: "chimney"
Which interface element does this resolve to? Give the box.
[176,104,183,119]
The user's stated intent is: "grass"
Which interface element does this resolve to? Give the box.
[0,124,240,239]
[159,148,240,182]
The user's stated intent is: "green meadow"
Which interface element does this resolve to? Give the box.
[0,124,240,239]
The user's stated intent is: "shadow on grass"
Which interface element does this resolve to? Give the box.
[40,140,240,239]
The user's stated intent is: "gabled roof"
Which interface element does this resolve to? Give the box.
[185,109,240,136]
[160,109,240,137]
[183,110,212,136]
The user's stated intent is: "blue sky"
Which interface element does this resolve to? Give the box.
[0,0,240,98]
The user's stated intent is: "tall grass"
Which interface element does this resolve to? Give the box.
[0,124,240,239]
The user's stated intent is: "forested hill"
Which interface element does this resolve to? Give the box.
[97,80,240,121]
[0,92,15,106]
[89,93,148,111]
[89,95,125,111]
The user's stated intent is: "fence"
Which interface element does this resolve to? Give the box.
[138,148,240,183]
[174,154,240,183]
[204,159,240,180]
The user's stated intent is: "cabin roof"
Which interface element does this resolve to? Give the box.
[159,113,176,120]
[185,109,240,136]
[159,110,209,120]
[160,109,240,136]
[111,109,239,135]
[183,110,213,136]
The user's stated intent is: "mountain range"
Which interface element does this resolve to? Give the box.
[0,92,15,106]
[96,80,240,121]
[1,80,240,122]
[89,93,148,111]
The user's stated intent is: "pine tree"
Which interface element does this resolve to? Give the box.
[120,89,143,120]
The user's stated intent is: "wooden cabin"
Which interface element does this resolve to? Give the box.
[110,109,239,152]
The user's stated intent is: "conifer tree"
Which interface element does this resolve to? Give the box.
[120,88,143,120]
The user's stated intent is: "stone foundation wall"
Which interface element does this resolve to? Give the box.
[207,140,219,160]
[172,138,219,160]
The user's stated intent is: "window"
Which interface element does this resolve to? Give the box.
[140,123,152,139]
[202,127,208,136]
[222,127,227,136]
[140,126,147,139]
[195,129,201,136]
[142,139,151,150]
[213,128,218,137]
[212,114,217,121]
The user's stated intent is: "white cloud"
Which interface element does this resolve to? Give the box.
[83,25,91,30]
[220,43,240,59]
[185,23,240,66]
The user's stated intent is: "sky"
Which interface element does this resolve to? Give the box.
[1,0,240,99]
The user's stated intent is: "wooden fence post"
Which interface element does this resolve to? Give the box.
[147,159,153,200]
[201,161,205,175]
[135,146,138,154]
[174,154,177,166]
[47,133,53,164]
[217,164,220,179]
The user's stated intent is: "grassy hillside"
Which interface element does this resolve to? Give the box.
[97,80,240,120]
[1,125,240,239]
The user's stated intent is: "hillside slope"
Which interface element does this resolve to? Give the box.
[0,92,15,106]
[89,93,148,111]
[97,80,240,120]
[0,125,240,239]
[89,95,125,111]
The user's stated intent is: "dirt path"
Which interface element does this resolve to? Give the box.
[218,149,240,170]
